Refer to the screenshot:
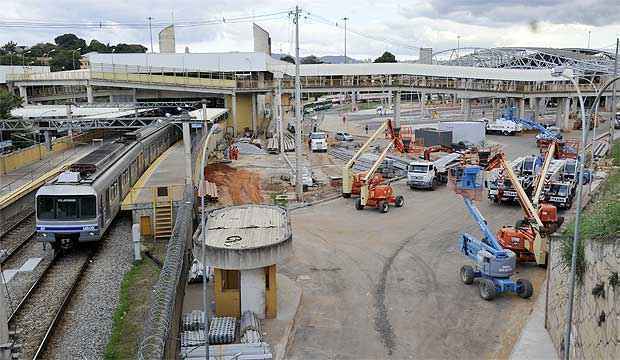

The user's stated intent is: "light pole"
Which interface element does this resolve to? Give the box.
[342,17,349,64]
[293,6,303,201]
[22,50,31,69]
[148,16,154,53]
[457,36,461,66]
[587,30,591,48]
[551,67,589,360]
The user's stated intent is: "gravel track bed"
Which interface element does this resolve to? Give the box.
[8,248,91,360]
[0,213,35,259]
[42,215,133,360]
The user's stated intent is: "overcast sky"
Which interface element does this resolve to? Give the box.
[2,0,620,60]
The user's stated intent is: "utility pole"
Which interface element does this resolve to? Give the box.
[276,78,284,154]
[342,17,349,64]
[587,30,591,48]
[457,36,461,66]
[148,17,154,53]
[294,6,303,202]
[611,38,618,144]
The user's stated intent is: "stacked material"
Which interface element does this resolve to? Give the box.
[208,316,236,345]
[329,147,409,177]
[234,142,267,155]
[593,141,609,159]
[181,310,206,356]
[183,310,206,331]
[181,343,273,359]
[240,311,262,344]
[266,134,295,153]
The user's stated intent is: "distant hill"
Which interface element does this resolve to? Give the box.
[272,53,361,64]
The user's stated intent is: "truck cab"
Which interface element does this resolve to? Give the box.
[407,161,437,190]
[309,132,328,152]
[485,117,523,135]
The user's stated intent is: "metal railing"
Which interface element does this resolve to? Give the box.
[123,184,185,207]
[138,183,194,359]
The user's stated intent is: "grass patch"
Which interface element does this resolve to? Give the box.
[104,258,161,360]
[560,140,620,282]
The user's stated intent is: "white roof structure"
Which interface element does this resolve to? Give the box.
[85,51,288,73]
[273,62,568,82]
[0,65,50,83]
[11,105,146,118]
[188,108,228,121]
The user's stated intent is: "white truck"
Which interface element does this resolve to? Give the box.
[309,132,328,152]
[407,153,461,190]
[485,117,523,135]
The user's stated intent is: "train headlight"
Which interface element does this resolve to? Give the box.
[42,233,47,237]
[89,232,95,236]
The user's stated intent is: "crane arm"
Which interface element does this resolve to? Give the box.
[462,197,504,252]
[363,143,393,183]
[532,141,557,208]
[505,117,560,140]
[342,120,389,194]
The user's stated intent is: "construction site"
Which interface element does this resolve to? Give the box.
[0,7,619,360]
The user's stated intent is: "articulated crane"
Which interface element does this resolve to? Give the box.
[530,142,564,233]
[486,152,552,265]
[342,120,390,198]
[452,165,533,301]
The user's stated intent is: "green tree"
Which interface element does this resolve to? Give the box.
[374,51,397,63]
[49,49,76,71]
[301,55,323,64]
[54,33,87,50]
[280,54,295,64]
[113,43,147,53]
[0,41,17,55]
[87,39,112,53]
[29,42,57,57]
[0,90,22,118]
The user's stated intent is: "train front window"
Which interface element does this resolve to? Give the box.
[81,196,96,218]
[57,198,78,219]
[37,196,55,220]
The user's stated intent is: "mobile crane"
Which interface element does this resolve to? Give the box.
[486,152,557,265]
[452,165,533,300]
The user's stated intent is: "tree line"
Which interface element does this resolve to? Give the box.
[0,33,147,71]
[280,51,397,64]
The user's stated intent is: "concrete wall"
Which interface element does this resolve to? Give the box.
[241,268,266,318]
[158,25,176,53]
[233,94,253,134]
[0,131,99,174]
[546,237,620,359]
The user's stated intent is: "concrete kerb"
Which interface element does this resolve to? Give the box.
[274,275,303,360]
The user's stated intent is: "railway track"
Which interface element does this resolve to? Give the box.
[0,212,36,266]
[7,245,97,360]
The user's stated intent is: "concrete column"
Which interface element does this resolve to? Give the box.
[394,91,401,130]
[86,85,94,103]
[387,90,392,109]
[132,88,137,103]
[251,94,257,134]
[44,131,51,150]
[562,98,571,130]
[231,93,237,137]
[182,122,192,185]
[18,86,27,105]
[65,103,73,139]
[351,91,357,112]
[518,98,526,120]
[463,99,472,120]
[420,92,426,120]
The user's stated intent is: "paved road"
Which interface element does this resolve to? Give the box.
[281,135,547,359]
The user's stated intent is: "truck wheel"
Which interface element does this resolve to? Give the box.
[379,201,389,213]
[342,193,351,198]
[460,265,474,285]
[516,279,533,299]
[355,199,364,210]
[479,279,496,301]
[430,179,436,191]
[502,130,509,136]
[395,195,404,208]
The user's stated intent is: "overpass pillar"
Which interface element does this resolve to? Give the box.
[518,98,526,120]
[86,85,94,103]
[232,93,237,137]
[555,98,571,130]
[251,94,257,133]
[18,86,28,105]
[394,91,401,130]
[351,91,357,112]
[463,99,472,120]
[132,88,137,103]
[420,92,426,120]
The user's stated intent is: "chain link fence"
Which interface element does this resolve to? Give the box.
[138,183,194,359]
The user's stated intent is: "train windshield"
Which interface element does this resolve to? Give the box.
[37,195,96,220]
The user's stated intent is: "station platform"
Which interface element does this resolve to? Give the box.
[121,141,187,211]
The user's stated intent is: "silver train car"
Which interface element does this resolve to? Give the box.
[35,124,178,247]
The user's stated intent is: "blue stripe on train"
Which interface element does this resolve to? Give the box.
[36,226,98,231]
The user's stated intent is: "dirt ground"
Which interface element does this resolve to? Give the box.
[205,163,264,205]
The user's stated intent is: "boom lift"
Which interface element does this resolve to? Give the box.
[355,142,405,213]
[342,120,389,198]
[530,142,565,233]
[486,153,556,265]
[452,166,533,300]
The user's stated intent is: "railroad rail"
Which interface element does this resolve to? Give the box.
[0,212,36,265]
[7,244,99,359]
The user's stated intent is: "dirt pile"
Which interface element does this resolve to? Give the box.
[205,163,264,205]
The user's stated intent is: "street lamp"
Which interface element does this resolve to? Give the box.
[342,17,349,64]
[550,66,589,360]
[22,50,31,69]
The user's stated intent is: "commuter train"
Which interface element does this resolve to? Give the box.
[35,124,178,248]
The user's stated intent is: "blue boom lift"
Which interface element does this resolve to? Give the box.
[453,165,534,300]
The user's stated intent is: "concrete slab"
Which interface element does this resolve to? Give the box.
[19,257,43,272]
[262,273,302,360]
[510,281,559,360]
[1,269,18,283]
